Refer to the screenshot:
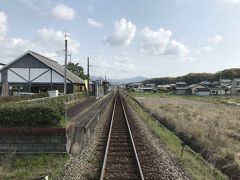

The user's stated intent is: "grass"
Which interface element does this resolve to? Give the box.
[169,94,240,105]
[129,90,240,105]
[0,153,69,180]
[129,91,166,98]
[127,91,240,178]
[125,94,227,180]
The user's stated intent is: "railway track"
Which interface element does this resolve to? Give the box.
[100,92,144,180]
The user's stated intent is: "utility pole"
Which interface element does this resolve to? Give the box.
[87,57,90,96]
[64,34,68,95]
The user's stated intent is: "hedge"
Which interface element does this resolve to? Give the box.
[0,100,65,127]
[0,93,48,104]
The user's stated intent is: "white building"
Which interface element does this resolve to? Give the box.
[0,50,85,96]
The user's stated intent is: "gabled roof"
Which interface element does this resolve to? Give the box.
[219,79,231,83]
[232,78,240,82]
[0,50,84,84]
[199,81,211,85]
[188,84,198,88]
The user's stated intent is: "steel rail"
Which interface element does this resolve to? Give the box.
[100,92,144,180]
[100,93,117,180]
[120,94,145,180]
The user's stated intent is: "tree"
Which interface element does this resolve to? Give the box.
[67,62,88,80]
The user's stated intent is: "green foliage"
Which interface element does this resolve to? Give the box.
[0,93,48,104]
[67,62,88,80]
[143,68,240,85]
[0,154,69,179]
[158,87,169,93]
[0,100,65,127]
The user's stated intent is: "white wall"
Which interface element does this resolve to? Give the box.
[32,70,51,83]
[8,68,29,82]
[196,91,210,96]
[52,70,70,83]
[7,68,71,83]
[8,69,28,82]
[30,68,49,81]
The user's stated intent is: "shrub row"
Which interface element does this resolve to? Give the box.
[0,93,48,104]
[0,100,65,127]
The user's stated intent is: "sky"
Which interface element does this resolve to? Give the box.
[0,0,240,79]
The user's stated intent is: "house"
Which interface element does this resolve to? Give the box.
[195,88,210,96]
[231,78,240,95]
[176,82,187,87]
[131,82,143,91]
[209,87,226,95]
[139,87,154,92]
[145,84,156,89]
[139,83,156,92]
[0,63,5,69]
[157,84,172,90]
[0,50,85,96]
[93,79,109,98]
[187,84,206,95]
[199,81,212,87]
[219,79,231,87]
[175,82,188,95]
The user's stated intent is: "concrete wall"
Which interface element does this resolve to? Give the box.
[195,91,210,96]
[0,128,67,154]
[69,92,114,156]
[176,89,187,95]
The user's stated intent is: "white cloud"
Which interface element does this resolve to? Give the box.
[208,35,223,45]
[166,40,191,60]
[87,18,104,28]
[103,18,136,47]
[112,55,135,72]
[0,11,8,36]
[91,55,138,78]
[37,28,80,54]
[0,27,80,64]
[51,4,76,21]
[138,27,191,60]
[0,37,36,62]
[139,27,172,55]
[200,46,213,53]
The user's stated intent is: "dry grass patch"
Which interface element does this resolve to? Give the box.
[135,96,240,179]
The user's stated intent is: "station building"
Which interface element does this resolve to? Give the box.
[0,50,85,96]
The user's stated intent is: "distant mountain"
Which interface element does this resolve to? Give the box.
[110,76,148,85]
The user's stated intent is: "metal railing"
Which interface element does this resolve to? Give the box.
[17,92,88,104]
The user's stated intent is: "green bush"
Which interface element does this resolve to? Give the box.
[0,93,48,104]
[0,100,64,127]
[158,87,169,93]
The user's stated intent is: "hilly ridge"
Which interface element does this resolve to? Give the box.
[143,68,240,85]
